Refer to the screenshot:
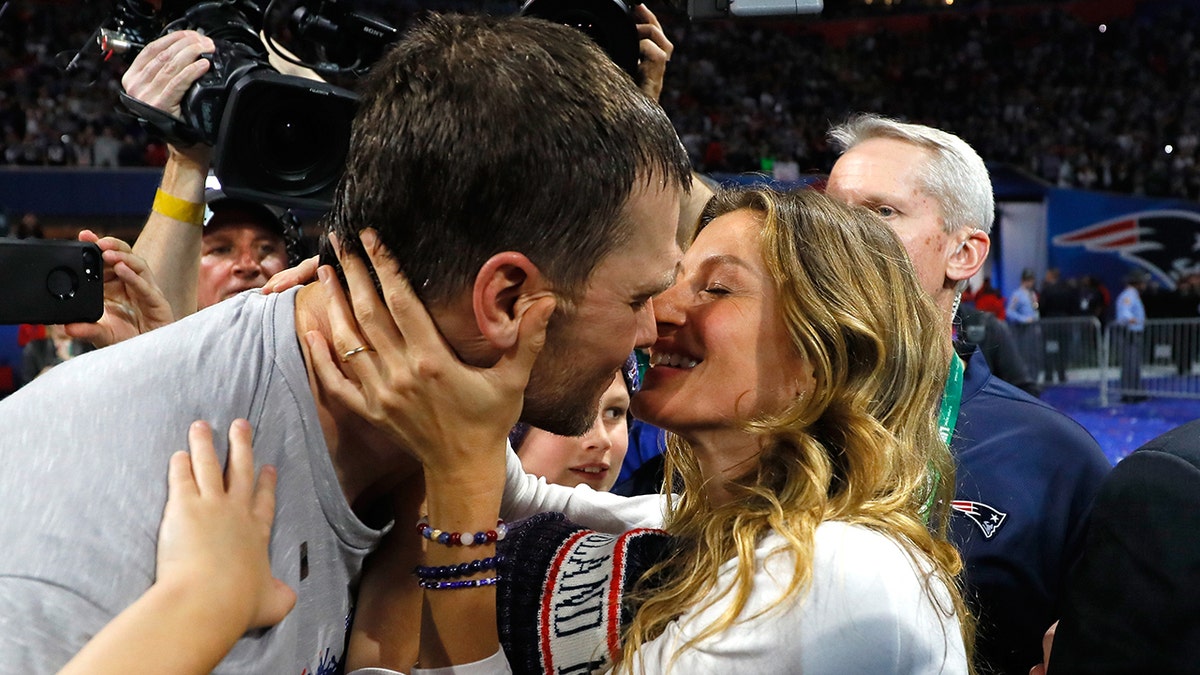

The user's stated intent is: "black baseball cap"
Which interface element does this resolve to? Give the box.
[204,189,306,266]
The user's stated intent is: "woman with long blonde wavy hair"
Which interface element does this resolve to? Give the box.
[612,186,971,673]
[292,185,973,675]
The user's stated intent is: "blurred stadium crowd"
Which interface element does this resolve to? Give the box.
[2,0,1197,200]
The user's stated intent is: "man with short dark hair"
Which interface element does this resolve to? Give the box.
[0,14,690,673]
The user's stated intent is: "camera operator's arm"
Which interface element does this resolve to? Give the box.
[630,6,711,246]
[65,231,175,348]
[134,150,209,319]
[123,30,216,320]
[634,4,672,103]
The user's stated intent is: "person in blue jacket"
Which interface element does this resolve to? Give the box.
[1114,269,1148,402]
[1007,268,1044,378]
[823,114,1111,675]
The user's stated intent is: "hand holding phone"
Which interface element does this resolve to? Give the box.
[62,231,176,348]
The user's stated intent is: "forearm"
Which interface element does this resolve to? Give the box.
[133,148,208,319]
[419,467,506,669]
[347,478,427,673]
[57,580,244,675]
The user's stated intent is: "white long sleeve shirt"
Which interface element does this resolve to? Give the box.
[366,447,968,675]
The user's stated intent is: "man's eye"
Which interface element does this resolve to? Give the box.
[875,205,898,218]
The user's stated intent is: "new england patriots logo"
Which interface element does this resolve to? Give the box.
[950,500,1007,539]
[1053,209,1200,291]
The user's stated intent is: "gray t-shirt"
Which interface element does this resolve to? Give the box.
[0,288,385,674]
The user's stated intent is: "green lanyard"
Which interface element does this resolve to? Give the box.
[938,353,965,445]
[923,353,965,519]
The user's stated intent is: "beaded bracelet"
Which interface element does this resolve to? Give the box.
[416,516,508,547]
[418,575,502,590]
[415,555,505,581]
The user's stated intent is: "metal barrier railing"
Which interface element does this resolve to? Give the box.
[1011,316,1200,404]
[1036,316,1104,386]
[944,313,1200,404]
[1100,318,1200,405]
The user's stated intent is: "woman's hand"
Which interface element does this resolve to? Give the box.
[156,419,296,632]
[66,230,176,347]
[303,229,556,481]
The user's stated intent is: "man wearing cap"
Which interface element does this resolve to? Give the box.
[59,188,298,349]
[1115,269,1148,402]
[118,29,322,321]
[197,191,298,310]
[131,151,300,316]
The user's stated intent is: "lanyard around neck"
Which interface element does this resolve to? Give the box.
[923,353,965,520]
[938,353,965,444]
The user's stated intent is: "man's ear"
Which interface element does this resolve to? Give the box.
[472,252,554,351]
[947,228,990,284]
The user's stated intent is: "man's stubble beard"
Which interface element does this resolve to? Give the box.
[518,337,608,438]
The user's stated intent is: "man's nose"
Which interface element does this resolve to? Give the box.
[231,247,262,274]
[634,298,659,349]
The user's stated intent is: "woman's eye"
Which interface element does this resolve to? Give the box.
[703,286,731,296]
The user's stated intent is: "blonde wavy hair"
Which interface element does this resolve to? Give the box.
[619,187,972,670]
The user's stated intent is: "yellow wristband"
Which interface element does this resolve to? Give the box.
[152,188,205,226]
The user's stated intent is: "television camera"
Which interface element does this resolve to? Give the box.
[79,0,396,210]
[77,0,821,210]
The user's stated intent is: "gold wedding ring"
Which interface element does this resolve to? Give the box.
[340,345,372,361]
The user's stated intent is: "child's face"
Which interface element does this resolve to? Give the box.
[516,373,630,492]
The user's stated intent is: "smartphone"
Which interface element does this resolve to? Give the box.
[0,240,104,325]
